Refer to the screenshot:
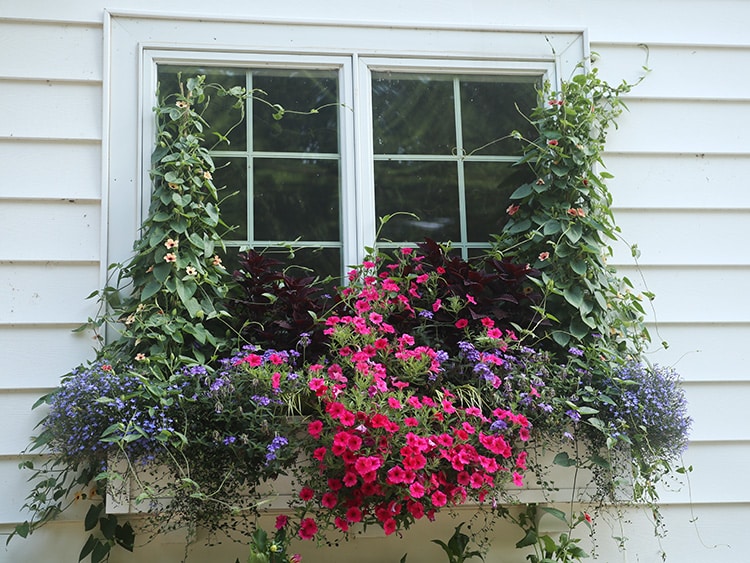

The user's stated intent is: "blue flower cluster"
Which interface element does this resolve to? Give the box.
[45,361,181,464]
[605,362,692,458]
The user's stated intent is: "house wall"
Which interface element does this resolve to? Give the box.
[1,1,748,561]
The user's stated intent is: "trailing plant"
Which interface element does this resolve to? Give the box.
[12,65,692,563]
[91,74,245,372]
[495,66,650,357]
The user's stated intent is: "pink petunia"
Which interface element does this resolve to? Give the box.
[243,353,263,367]
[335,517,349,532]
[431,490,448,507]
[408,482,426,498]
[307,420,323,439]
[487,327,503,340]
[271,372,281,390]
[407,500,425,519]
[383,518,397,535]
[346,506,363,523]
[298,518,318,540]
[321,492,338,509]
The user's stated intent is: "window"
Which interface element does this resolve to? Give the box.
[106,13,586,278]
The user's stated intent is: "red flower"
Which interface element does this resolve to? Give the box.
[307,420,323,439]
[547,139,559,146]
[346,506,363,523]
[321,492,338,509]
[275,514,288,530]
[335,516,349,532]
[506,204,520,216]
[299,487,315,501]
[454,319,469,329]
[383,518,397,535]
[298,518,318,540]
[407,500,425,519]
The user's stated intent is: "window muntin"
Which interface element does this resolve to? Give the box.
[158,65,343,278]
[154,59,543,278]
[370,72,538,253]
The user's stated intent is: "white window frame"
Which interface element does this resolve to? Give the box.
[104,11,587,279]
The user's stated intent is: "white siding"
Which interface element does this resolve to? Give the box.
[1,2,748,561]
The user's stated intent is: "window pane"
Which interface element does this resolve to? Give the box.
[213,157,248,240]
[460,77,539,156]
[254,158,340,242]
[253,70,339,154]
[375,160,459,242]
[158,65,248,149]
[464,162,535,240]
[372,73,455,155]
[253,246,342,283]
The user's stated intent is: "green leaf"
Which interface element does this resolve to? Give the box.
[551,330,570,347]
[99,515,117,540]
[565,222,583,243]
[540,506,568,522]
[569,318,591,339]
[152,262,171,283]
[13,521,30,539]
[515,529,538,549]
[540,534,558,554]
[84,503,103,531]
[140,280,162,301]
[205,202,219,226]
[79,535,97,562]
[507,218,531,234]
[553,452,577,467]
[543,220,561,236]
[115,521,135,551]
[589,452,612,470]
[91,541,111,563]
[175,277,197,304]
[563,286,583,308]
[510,183,534,199]
[570,259,587,275]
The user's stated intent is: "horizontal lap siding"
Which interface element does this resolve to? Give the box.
[0,16,106,550]
[606,153,750,209]
[0,4,747,562]
[0,139,101,200]
[0,325,96,390]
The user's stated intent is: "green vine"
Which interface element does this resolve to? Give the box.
[92,74,246,374]
[495,65,650,357]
